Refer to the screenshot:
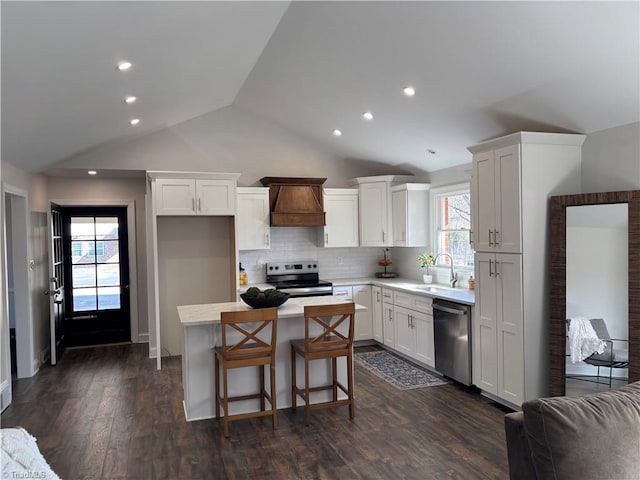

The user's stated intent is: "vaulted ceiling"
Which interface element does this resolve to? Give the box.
[2,1,638,174]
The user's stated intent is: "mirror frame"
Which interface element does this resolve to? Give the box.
[550,190,640,396]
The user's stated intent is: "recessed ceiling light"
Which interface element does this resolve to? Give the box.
[130,118,140,126]
[332,129,342,137]
[362,111,374,121]
[428,149,436,155]
[117,61,132,71]
[403,86,416,97]
[88,170,97,175]
[124,96,137,104]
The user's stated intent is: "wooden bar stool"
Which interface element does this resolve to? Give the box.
[214,307,278,438]
[290,302,356,425]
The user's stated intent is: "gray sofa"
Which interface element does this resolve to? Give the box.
[504,381,640,480]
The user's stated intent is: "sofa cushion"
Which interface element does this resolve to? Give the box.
[522,381,640,480]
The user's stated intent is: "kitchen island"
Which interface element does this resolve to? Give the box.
[178,296,367,421]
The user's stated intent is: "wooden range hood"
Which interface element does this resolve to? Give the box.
[260,177,326,226]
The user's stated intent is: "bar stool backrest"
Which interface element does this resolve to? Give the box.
[303,303,355,354]
[220,308,278,361]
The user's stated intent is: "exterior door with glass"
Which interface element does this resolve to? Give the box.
[61,207,130,346]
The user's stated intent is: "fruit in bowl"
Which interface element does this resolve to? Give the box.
[378,258,392,266]
[241,288,290,309]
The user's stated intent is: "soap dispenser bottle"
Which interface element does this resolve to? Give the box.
[239,263,247,285]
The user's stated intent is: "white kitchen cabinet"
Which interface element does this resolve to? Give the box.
[391,183,430,247]
[333,286,353,300]
[472,145,521,253]
[154,176,237,216]
[469,130,585,406]
[353,285,373,341]
[382,288,394,347]
[371,286,383,343]
[358,181,391,246]
[393,292,435,367]
[237,187,270,250]
[473,252,523,404]
[321,189,359,248]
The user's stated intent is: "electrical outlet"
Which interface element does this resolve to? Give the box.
[337,256,343,265]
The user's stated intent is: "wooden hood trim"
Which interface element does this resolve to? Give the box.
[260,177,327,226]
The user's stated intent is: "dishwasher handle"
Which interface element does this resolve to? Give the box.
[433,303,467,315]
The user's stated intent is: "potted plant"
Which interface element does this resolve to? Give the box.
[418,253,435,283]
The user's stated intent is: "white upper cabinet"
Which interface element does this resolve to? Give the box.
[391,183,430,247]
[472,144,521,253]
[237,187,270,250]
[321,189,359,248]
[358,181,391,246]
[151,173,239,216]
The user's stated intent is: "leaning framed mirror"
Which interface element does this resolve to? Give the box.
[549,190,640,397]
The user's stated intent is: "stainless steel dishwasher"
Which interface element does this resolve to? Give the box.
[433,299,472,386]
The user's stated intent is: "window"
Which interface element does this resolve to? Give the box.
[432,184,473,267]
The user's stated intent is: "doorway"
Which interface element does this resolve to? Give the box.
[4,190,33,378]
[60,206,131,346]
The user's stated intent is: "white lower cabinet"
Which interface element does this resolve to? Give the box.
[473,252,523,405]
[382,289,395,348]
[334,285,373,341]
[392,292,435,367]
[371,286,383,343]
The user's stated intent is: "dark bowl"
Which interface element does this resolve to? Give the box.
[240,292,290,309]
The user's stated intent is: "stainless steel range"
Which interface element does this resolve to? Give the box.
[266,261,333,297]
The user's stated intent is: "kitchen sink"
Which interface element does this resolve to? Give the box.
[417,285,457,292]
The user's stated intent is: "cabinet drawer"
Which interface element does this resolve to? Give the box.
[393,290,432,314]
[333,286,353,300]
[382,288,394,304]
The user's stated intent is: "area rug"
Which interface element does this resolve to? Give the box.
[354,350,448,390]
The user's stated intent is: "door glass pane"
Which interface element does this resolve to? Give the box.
[71,241,96,264]
[73,287,97,311]
[71,217,95,240]
[72,265,96,287]
[98,287,120,310]
[96,217,119,240]
[97,264,120,286]
[97,240,119,263]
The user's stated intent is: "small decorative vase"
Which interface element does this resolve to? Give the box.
[423,274,433,284]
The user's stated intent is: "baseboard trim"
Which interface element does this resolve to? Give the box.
[137,333,149,344]
[149,345,157,359]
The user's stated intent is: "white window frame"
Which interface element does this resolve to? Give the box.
[430,182,474,272]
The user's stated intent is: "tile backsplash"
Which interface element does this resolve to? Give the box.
[239,227,383,283]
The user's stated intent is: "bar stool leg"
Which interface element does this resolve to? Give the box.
[304,357,311,426]
[347,352,355,420]
[291,345,297,411]
[215,355,220,420]
[222,366,230,438]
[332,357,338,402]
[270,361,278,430]
[260,365,265,411]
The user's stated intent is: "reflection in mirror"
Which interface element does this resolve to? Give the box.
[565,204,629,395]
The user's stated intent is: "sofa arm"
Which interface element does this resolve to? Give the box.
[504,412,536,480]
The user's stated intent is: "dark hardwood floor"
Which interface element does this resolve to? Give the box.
[1,344,510,479]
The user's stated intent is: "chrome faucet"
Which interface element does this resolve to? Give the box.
[433,253,458,288]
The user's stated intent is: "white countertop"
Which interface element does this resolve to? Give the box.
[178,295,367,326]
[237,277,475,305]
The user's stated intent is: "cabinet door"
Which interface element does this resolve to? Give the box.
[473,252,498,394]
[383,302,395,347]
[494,145,521,253]
[413,311,435,367]
[472,151,495,251]
[237,188,270,250]
[392,189,407,246]
[353,285,373,341]
[394,306,414,356]
[196,179,236,215]
[324,190,359,247]
[155,178,196,215]
[496,253,523,405]
[371,286,383,343]
[359,182,391,246]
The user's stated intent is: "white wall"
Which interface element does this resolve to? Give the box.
[581,121,640,192]
[0,158,10,410]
